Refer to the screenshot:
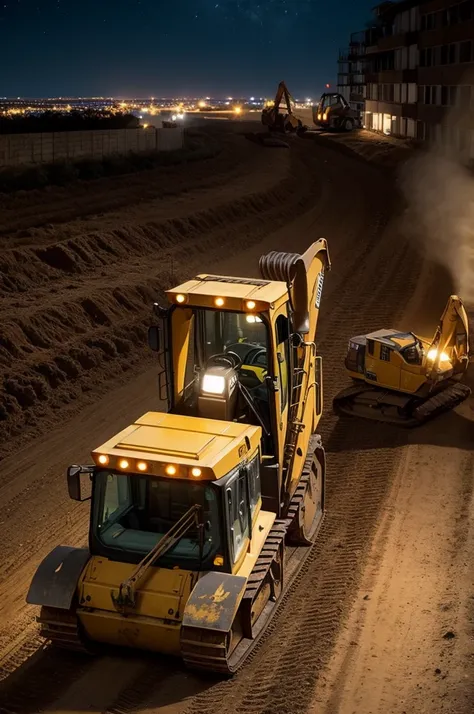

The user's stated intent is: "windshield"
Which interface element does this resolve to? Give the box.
[175,307,269,391]
[93,470,222,570]
[320,94,343,110]
[201,309,267,363]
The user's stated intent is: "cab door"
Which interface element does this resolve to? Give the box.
[270,306,291,468]
[373,342,401,389]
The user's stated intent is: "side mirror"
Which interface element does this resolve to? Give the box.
[148,325,161,352]
[67,465,92,502]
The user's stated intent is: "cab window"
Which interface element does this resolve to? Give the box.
[226,471,249,563]
[247,456,261,518]
[380,344,391,362]
[276,314,290,411]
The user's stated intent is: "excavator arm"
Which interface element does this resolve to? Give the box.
[261,81,303,133]
[272,81,294,115]
[259,240,331,496]
[426,295,470,378]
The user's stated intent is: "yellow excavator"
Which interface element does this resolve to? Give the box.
[334,295,471,426]
[27,240,331,674]
[261,81,307,134]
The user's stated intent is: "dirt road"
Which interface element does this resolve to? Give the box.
[0,121,472,714]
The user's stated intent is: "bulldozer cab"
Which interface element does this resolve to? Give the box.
[64,413,263,576]
[317,93,348,114]
[151,298,289,459]
[149,240,330,501]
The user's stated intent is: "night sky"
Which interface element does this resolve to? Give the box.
[1,1,375,98]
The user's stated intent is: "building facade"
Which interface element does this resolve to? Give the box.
[344,0,474,157]
[337,31,368,115]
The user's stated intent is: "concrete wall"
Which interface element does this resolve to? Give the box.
[0,127,184,167]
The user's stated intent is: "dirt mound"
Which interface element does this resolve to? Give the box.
[0,136,321,459]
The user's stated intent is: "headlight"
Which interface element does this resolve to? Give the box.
[202,374,226,395]
[323,111,328,121]
[171,114,177,121]
[427,348,450,363]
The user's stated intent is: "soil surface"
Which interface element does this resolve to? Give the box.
[0,119,472,714]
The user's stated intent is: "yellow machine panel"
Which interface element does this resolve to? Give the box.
[77,556,194,653]
[93,411,261,480]
[166,275,288,313]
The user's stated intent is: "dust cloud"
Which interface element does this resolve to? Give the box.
[400,146,474,304]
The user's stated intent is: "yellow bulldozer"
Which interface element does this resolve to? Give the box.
[27,240,331,674]
[334,295,471,426]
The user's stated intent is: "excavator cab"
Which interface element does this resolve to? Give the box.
[26,241,331,674]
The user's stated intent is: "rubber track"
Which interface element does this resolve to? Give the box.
[413,381,471,422]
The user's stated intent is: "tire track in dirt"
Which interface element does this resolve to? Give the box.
[0,145,323,461]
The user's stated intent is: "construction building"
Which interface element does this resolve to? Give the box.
[337,31,367,116]
[339,0,474,158]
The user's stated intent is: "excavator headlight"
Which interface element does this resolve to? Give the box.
[202,374,226,395]
[175,293,187,304]
[137,461,148,472]
[119,459,129,469]
[166,465,177,476]
[427,348,450,363]
[215,297,225,307]
[191,467,202,477]
[323,111,329,121]
[246,300,256,310]
[98,454,109,465]
[317,113,322,121]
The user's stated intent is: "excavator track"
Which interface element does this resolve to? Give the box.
[180,436,324,674]
[333,381,471,427]
[412,382,471,423]
[37,605,92,654]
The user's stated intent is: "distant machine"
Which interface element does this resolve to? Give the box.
[261,81,307,135]
[334,295,471,426]
[313,93,360,132]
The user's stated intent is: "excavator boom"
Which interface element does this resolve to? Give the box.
[427,295,469,378]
